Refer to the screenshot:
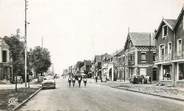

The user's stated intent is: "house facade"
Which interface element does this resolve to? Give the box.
[111,50,126,81]
[124,32,157,80]
[94,53,121,81]
[155,8,184,86]
[0,38,12,82]
[93,55,103,78]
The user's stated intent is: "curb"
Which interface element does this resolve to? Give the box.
[97,83,184,102]
[13,87,42,111]
[114,86,184,102]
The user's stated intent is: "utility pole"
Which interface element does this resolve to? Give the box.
[149,33,152,83]
[41,36,44,48]
[52,64,55,75]
[24,0,28,88]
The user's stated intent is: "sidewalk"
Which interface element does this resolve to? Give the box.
[98,81,184,101]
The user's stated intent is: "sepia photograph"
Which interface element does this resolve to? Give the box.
[0,0,184,111]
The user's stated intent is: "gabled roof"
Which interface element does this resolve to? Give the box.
[128,32,155,46]
[154,18,177,39]
[164,19,177,30]
[174,7,184,30]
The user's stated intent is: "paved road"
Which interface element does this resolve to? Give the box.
[20,79,184,111]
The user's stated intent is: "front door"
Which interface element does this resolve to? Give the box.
[152,68,157,81]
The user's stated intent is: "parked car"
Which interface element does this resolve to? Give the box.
[129,75,148,84]
[42,76,56,89]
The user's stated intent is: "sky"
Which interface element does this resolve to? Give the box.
[0,0,183,74]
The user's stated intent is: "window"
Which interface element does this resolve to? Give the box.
[168,42,172,57]
[128,54,135,65]
[177,39,182,56]
[2,50,7,62]
[159,45,165,60]
[141,52,146,61]
[128,54,133,61]
[153,53,156,61]
[160,45,165,55]
[162,25,168,38]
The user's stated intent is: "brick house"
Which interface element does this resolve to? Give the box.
[124,32,157,80]
[155,7,184,86]
[0,38,12,82]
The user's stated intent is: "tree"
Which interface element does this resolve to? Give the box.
[4,36,25,82]
[30,46,51,77]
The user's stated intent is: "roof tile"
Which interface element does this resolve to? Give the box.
[129,32,155,46]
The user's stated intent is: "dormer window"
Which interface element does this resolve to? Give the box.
[162,25,168,38]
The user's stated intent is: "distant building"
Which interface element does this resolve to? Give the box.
[124,32,156,80]
[93,53,112,80]
[112,49,126,81]
[93,55,103,77]
[101,53,112,81]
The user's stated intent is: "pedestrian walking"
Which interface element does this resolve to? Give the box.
[72,76,76,87]
[83,77,87,87]
[78,76,82,88]
[68,76,72,87]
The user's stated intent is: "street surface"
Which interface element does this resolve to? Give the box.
[20,78,184,111]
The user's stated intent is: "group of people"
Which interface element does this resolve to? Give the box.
[68,76,87,88]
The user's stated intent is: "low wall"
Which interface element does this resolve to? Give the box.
[176,81,184,87]
[160,80,184,87]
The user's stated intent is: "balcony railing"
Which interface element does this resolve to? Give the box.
[155,53,184,63]
[156,54,172,62]
[173,53,184,60]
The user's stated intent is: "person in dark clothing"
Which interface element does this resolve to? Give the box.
[149,76,152,84]
[95,76,98,83]
[78,76,82,88]
[68,76,72,87]
[72,76,76,87]
[83,77,87,87]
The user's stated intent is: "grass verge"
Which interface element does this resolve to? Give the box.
[0,88,39,111]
